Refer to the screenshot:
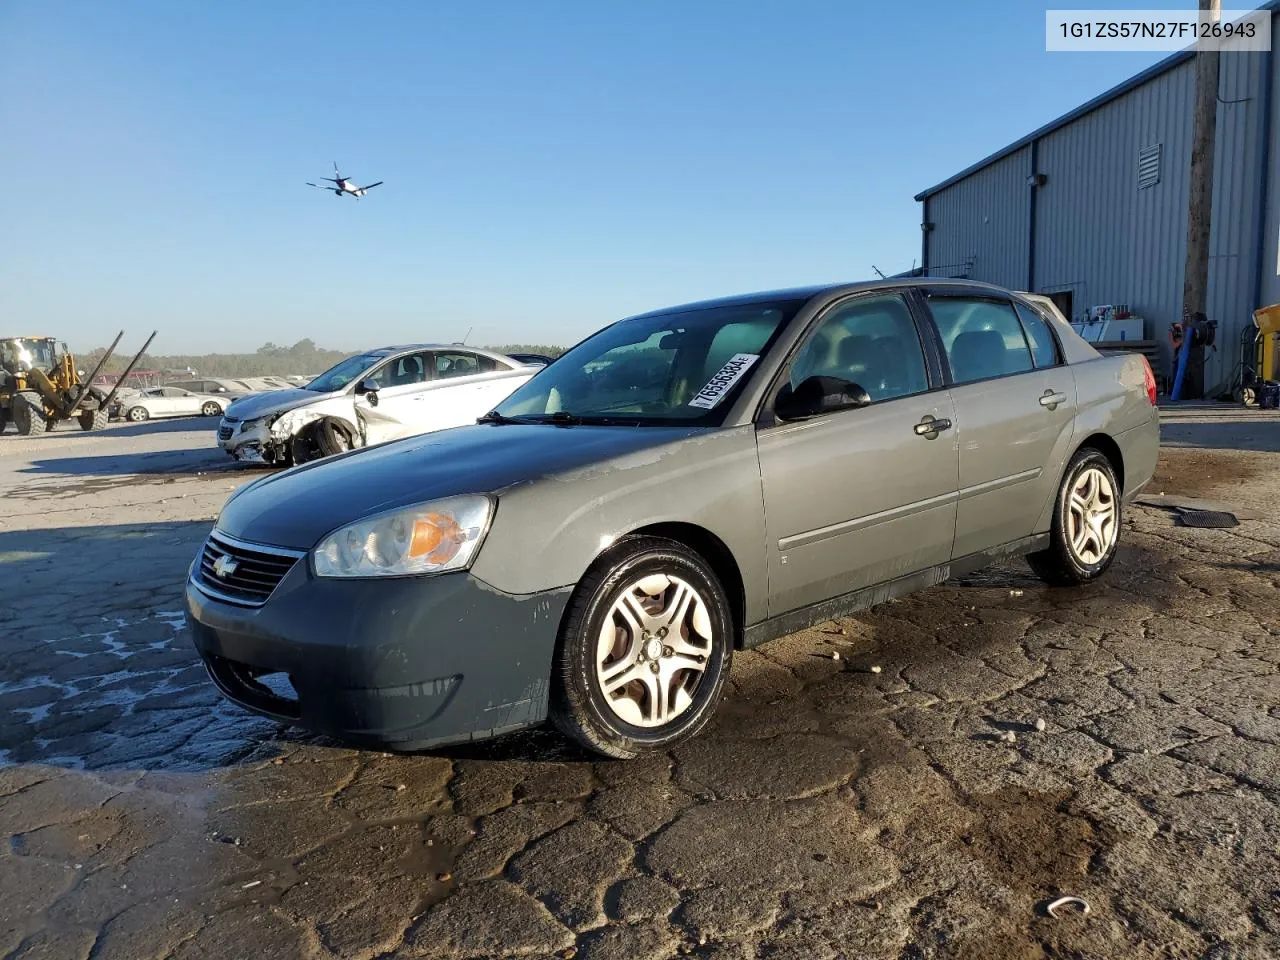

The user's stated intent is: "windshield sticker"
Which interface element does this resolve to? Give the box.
[689,353,760,410]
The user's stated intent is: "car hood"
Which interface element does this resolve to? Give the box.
[223,388,331,421]
[216,423,707,549]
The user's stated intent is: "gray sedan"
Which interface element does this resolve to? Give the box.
[186,279,1159,758]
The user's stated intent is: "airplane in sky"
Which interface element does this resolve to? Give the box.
[306,162,383,198]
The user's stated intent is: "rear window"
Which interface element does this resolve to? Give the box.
[1014,303,1062,368]
[928,297,1034,385]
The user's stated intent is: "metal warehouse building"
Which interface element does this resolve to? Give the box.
[914,10,1280,394]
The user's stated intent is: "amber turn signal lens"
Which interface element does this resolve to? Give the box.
[410,513,462,564]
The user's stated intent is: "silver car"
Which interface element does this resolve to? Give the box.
[187,279,1159,758]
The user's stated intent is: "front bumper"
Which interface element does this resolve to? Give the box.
[219,417,277,461]
[186,558,571,750]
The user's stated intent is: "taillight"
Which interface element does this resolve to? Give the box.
[1140,356,1158,406]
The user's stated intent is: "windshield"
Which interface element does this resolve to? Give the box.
[3,339,57,372]
[494,299,803,425]
[305,352,384,392]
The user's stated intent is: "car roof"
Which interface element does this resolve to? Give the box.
[362,344,515,361]
[626,278,1019,320]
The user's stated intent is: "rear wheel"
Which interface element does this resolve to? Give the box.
[1028,448,1121,586]
[78,408,109,431]
[549,536,733,758]
[12,393,47,436]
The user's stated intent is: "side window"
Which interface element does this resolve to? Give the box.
[788,294,929,403]
[434,351,495,379]
[369,352,430,389]
[928,298,1034,385]
[1014,303,1062,368]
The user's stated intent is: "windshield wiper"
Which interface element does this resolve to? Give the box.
[476,410,527,425]
[526,411,620,426]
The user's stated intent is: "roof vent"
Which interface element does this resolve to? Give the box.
[1138,143,1162,189]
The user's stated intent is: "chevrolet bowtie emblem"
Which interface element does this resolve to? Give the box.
[213,555,238,578]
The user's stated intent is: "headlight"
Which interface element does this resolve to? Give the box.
[312,495,493,578]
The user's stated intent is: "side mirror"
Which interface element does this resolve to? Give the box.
[356,379,380,406]
[774,376,872,421]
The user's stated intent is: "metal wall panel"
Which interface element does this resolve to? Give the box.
[1261,18,1280,316]
[1033,61,1195,381]
[925,50,1269,392]
[1206,50,1268,394]
[924,146,1031,286]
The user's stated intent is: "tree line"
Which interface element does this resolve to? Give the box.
[78,339,565,378]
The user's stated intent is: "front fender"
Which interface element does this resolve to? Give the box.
[468,426,769,625]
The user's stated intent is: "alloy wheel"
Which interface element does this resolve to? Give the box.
[1066,466,1117,565]
[595,574,714,727]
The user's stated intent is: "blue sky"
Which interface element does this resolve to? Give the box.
[1,1,1172,354]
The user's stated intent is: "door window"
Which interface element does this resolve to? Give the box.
[928,298,1034,385]
[369,352,431,389]
[434,351,496,379]
[788,294,928,402]
[1014,303,1062,368]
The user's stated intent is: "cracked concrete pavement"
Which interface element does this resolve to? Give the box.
[1,409,1279,958]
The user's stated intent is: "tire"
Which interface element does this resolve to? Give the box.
[549,535,734,758]
[78,408,109,431]
[126,406,149,422]
[12,393,47,436]
[1027,448,1122,587]
[314,419,354,457]
[201,401,222,417]
[0,407,8,434]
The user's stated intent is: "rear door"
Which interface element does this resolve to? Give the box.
[417,351,525,431]
[755,290,959,616]
[921,291,1078,559]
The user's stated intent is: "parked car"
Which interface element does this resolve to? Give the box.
[122,386,230,422]
[216,345,536,466]
[187,279,1159,758]
[166,378,255,401]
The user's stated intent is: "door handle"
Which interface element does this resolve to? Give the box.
[1039,389,1067,410]
[914,415,953,439]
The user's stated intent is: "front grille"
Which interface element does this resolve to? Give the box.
[195,531,305,606]
[218,416,239,442]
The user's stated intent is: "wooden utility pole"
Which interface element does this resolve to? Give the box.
[1180,0,1221,399]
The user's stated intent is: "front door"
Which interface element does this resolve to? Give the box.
[357,351,433,445]
[756,291,960,616]
[923,293,1079,559]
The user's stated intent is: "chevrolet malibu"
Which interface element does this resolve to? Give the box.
[187,279,1159,758]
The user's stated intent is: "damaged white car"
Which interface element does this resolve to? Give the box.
[216,345,538,466]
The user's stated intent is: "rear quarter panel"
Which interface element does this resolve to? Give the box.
[1032,353,1159,530]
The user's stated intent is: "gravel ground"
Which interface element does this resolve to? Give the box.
[1,410,1278,959]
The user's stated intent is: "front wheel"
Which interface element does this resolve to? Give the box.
[201,401,222,417]
[549,536,733,758]
[78,408,109,431]
[1027,448,1122,586]
[126,406,149,422]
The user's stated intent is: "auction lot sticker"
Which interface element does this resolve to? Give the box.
[689,353,760,409]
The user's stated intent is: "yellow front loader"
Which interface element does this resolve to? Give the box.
[0,332,156,435]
